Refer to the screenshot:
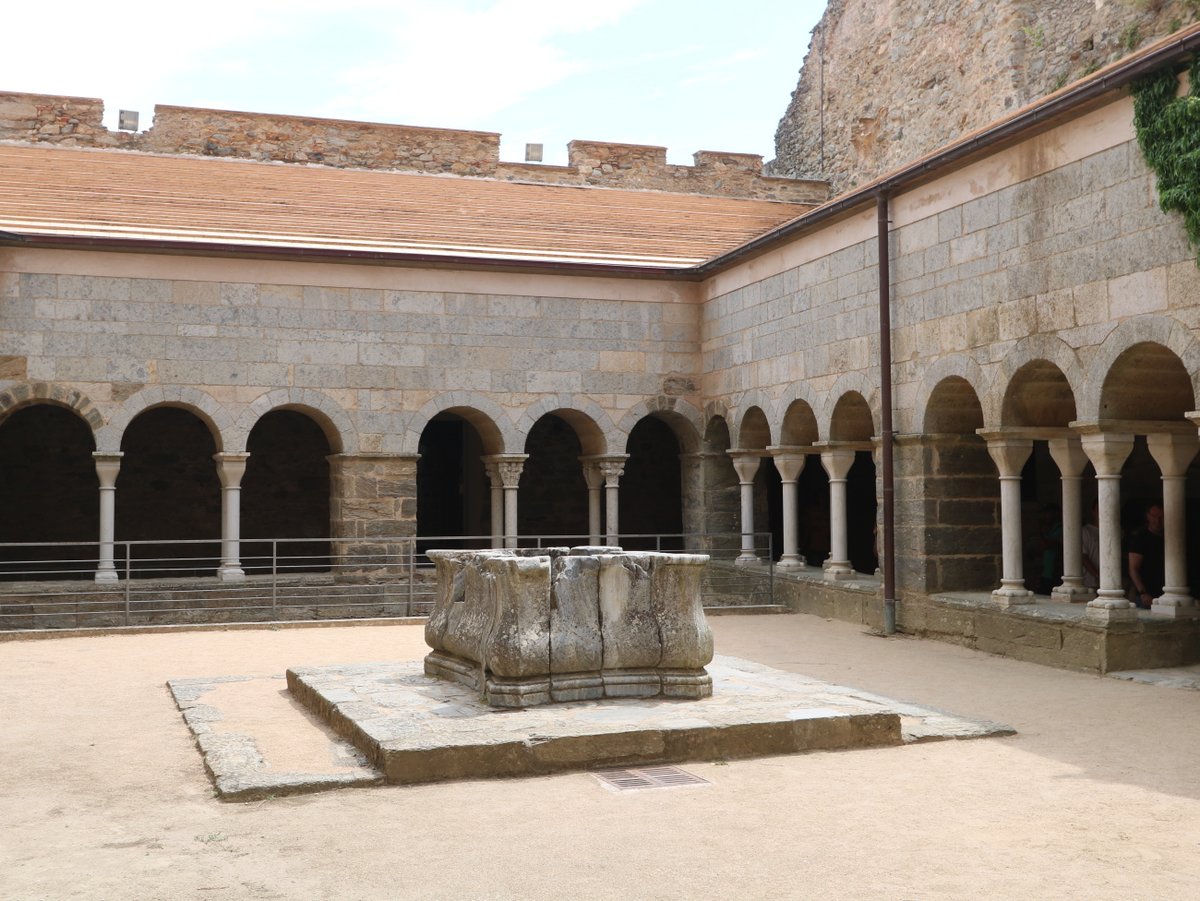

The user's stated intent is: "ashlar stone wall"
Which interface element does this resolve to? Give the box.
[709,90,1200,595]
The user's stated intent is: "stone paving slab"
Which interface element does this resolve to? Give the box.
[1109,663,1200,691]
[286,655,1014,785]
[167,675,383,801]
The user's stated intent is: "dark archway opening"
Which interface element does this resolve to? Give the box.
[520,414,588,543]
[117,407,221,577]
[242,410,332,573]
[417,412,491,551]
[0,405,97,579]
[797,458,829,567]
[848,451,878,574]
[621,416,683,550]
[756,456,782,561]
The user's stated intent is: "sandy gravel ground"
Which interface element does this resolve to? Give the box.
[2,614,1199,900]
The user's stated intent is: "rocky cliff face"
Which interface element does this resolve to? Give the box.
[771,0,1198,193]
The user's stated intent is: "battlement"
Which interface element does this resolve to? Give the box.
[0,91,828,203]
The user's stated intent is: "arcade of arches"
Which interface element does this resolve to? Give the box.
[3,340,1200,627]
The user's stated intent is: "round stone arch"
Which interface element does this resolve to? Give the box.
[733,405,773,450]
[1079,315,1200,422]
[98,385,231,453]
[0,381,103,437]
[986,334,1082,428]
[730,388,776,449]
[772,380,823,445]
[913,356,987,435]
[820,372,879,440]
[615,396,703,455]
[229,388,356,455]
[402,391,517,456]
[516,394,615,456]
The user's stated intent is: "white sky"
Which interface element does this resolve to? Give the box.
[3,0,827,166]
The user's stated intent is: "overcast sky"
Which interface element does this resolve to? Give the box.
[4,1,827,166]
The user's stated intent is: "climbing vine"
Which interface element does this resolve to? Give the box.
[1132,57,1200,265]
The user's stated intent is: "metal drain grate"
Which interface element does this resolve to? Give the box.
[592,765,710,792]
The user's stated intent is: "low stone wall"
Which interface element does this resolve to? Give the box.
[773,570,1200,673]
[0,91,828,203]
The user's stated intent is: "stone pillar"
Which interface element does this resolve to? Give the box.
[769,447,807,569]
[599,456,628,546]
[581,459,603,546]
[1079,432,1137,621]
[728,451,761,564]
[484,454,527,549]
[328,453,419,572]
[1147,432,1199,617]
[1048,437,1092,602]
[983,436,1033,605]
[484,460,505,549]
[820,447,856,581]
[93,452,123,583]
[214,453,250,582]
[677,452,706,551]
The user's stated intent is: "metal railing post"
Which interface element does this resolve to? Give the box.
[407,540,415,617]
[123,542,131,626]
[271,540,278,618]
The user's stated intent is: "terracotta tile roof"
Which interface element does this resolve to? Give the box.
[0,143,811,269]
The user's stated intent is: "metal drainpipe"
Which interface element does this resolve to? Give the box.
[877,192,897,635]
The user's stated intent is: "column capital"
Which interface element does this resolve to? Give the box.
[978,432,1033,477]
[727,448,763,483]
[92,451,123,488]
[767,445,808,482]
[580,460,604,491]
[580,454,629,486]
[213,452,250,488]
[483,453,528,489]
[1147,432,1200,477]
[818,446,856,480]
[1047,436,1088,478]
[1079,432,1135,477]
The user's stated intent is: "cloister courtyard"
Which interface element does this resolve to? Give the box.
[3,613,1199,899]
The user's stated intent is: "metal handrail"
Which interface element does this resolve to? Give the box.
[0,532,776,631]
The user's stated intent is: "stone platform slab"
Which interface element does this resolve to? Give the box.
[285,655,1013,786]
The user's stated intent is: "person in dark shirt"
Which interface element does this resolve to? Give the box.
[1128,503,1165,609]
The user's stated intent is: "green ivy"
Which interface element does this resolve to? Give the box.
[1132,58,1200,264]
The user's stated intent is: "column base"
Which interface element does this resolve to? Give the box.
[777,556,804,570]
[1051,582,1094,603]
[218,567,246,582]
[992,583,1034,606]
[1151,593,1199,618]
[824,562,855,582]
[734,554,760,566]
[94,569,119,584]
[1086,593,1139,622]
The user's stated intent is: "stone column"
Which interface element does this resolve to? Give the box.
[820,447,856,581]
[728,451,761,564]
[1147,432,1199,617]
[214,452,250,582]
[484,460,505,549]
[1079,432,1137,621]
[93,452,123,583]
[599,456,628,546]
[581,459,603,545]
[485,454,527,549]
[983,436,1033,605]
[1048,437,1092,602]
[769,447,807,569]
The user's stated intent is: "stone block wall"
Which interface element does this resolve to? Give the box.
[0,91,828,203]
[328,454,418,565]
[705,92,1198,596]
